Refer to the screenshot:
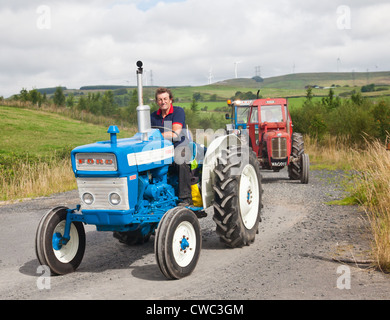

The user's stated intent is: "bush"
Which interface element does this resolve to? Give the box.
[361,83,376,93]
[290,88,389,145]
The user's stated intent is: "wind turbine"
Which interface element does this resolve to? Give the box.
[234,61,242,78]
[208,67,214,84]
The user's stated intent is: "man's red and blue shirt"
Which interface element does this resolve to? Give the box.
[150,105,186,147]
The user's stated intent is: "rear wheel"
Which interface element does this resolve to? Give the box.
[288,133,304,180]
[155,207,202,280]
[213,146,262,248]
[300,153,310,184]
[35,207,86,275]
[288,132,309,183]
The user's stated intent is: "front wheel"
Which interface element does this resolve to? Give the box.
[35,206,86,275]
[155,207,202,280]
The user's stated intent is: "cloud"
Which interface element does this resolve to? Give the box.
[0,0,389,97]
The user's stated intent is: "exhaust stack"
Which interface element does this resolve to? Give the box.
[135,61,151,141]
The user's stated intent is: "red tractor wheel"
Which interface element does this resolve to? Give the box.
[300,153,310,184]
[288,133,309,183]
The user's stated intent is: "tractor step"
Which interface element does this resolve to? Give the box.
[195,210,207,219]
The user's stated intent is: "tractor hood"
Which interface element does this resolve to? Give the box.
[71,127,174,177]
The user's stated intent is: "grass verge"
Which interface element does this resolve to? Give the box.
[0,105,135,202]
[0,155,75,202]
[348,139,390,272]
[306,134,390,272]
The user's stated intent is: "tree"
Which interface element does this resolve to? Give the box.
[77,96,87,111]
[243,91,256,99]
[20,88,29,102]
[28,89,41,105]
[129,89,139,113]
[372,100,390,142]
[232,91,256,100]
[209,94,217,102]
[193,92,202,101]
[66,93,75,108]
[190,98,198,112]
[306,86,313,101]
[53,86,65,107]
[361,83,375,93]
[351,90,364,106]
[122,89,139,124]
[102,90,116,116]
[321,88,340,110]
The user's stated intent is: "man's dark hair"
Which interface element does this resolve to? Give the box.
[155,87,174,102]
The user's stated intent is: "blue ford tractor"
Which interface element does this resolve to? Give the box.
[35,61,263,279]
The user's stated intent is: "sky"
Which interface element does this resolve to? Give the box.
[1,0,389,97]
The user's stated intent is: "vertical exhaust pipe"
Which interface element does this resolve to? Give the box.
[136,61,151,141]
[136,60,144,106]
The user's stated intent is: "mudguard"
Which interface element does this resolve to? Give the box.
[201,134,243,208]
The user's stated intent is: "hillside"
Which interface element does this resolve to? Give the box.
[15,71,390,111]
[165,71,390,103]
[35,71,390,99]
[0,106,134,158]
[213,71,390,90]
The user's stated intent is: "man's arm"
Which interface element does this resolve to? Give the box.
[162,107,186,140]
[161,123,183,139]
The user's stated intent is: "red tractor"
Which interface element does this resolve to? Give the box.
[226,97,309,184]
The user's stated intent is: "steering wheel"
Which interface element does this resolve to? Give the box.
[151,126,180,138]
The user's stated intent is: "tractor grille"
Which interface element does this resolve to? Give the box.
[76,177,129,211]
[271,137,287,159]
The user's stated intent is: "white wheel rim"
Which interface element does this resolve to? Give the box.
[172,221,197,268]
[239,164,259,229]
[52,221,79,263]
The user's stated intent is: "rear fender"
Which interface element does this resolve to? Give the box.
[201,134,242,208]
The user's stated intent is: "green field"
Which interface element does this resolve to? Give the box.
[0,106,134,158]
[33,71,389,114]
[159,71,390,111]
[179,101,227,110]
[5,70,390,156]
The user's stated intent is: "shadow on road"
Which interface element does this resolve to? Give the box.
[260,169,305,185]
[19,225,230,282]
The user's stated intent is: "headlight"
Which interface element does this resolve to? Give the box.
[109,192,121,206]
[82,192,94,205]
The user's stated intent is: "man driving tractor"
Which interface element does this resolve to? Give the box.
[150,87,193,207]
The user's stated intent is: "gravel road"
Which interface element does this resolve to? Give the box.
[1,169,390,300]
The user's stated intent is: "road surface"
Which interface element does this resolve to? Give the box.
[1,169,390,300]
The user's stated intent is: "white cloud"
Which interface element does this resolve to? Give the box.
[0,0,389,97]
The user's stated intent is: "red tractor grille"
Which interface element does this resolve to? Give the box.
[271,137,287,159]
